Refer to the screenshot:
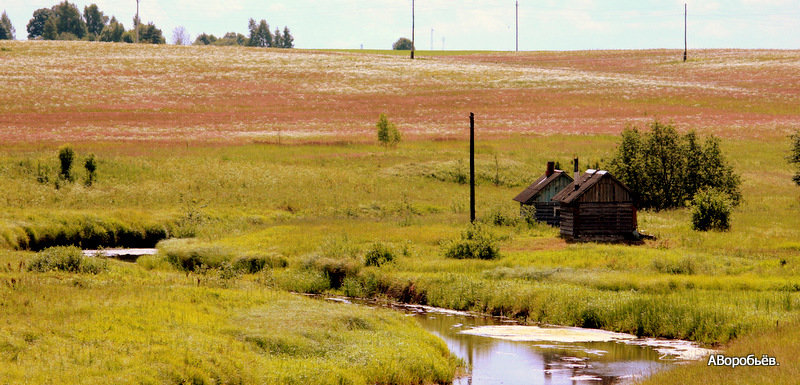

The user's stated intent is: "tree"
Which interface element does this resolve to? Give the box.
[273,28,282,48]
[27,8,54,39]
[790,131,800,186]
[42,17,58,40]
[214,32,247,46]
[0,11,14,40]
[393,37,413,50]
[376,113,401,147]
[282,26,294,48]
[99,16,124,42]
[172,25,189,45]
[84,154,97,187]
[137,22,165,44]
[83,4,108,39]
[58,145,75,182]
[193,33,216,45]
[53,1,87,39]
[608,120,741,211]
[247,18,271,47]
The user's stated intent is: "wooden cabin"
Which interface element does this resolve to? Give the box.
[512,162,574,226]
[552,169,637,241]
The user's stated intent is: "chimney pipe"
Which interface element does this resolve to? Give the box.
[573,157,580,190]
[546,161,555,177]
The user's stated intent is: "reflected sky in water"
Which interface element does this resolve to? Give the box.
[412,312,670,385]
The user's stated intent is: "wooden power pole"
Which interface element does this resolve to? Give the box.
[135,0,140,43]
[516,1,519,52]
[469,112,475,223]
[411,0,415,59]
[683,3,687,62]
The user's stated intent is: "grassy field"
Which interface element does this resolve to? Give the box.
[1,40,800,383]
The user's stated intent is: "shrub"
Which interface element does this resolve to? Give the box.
[376,113,401,147]
[83,154,97,186]
[482,206,519,227]
[58,145,75,182]
[304,256,361,289]
[232,253,288,273]
[27,246,107,274]
[364,242,395,267]
[442,224,499,260]
[392,37,413,50]
[691,189,732,231]
[789,131,800,186]
[158,239,232,272]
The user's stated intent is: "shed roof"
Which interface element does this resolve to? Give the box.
[552,169,632,204]
[512,170,571,203]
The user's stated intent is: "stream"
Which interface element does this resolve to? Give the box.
[328,298,713,385]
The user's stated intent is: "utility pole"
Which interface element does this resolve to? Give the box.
[683,3,687,62]
[411,0,415,59]
[516,1,519,52]
[469,112,475,224]
[135,0,140,43]
[431,28,434,51]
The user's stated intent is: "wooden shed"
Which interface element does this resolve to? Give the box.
[552,169,637,241]
[512,162,574,226]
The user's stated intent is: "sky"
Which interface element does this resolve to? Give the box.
[2,0,800,50]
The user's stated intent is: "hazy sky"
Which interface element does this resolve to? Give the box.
[3,0,800,50]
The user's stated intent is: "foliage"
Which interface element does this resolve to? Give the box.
[136,22,165,44]
[58,145,75,182]
[393,37,413,50]
[42,17,57,40]
[98,16,124,42]
[247,18,272,47]
[609,121,741,210]
[376,113,401,147]
[790,131,800,186]
[26,246,107,274]
[213,32,248,46]
[0,11,14,40]
[193,32,216,45]
[691,188,732,231]
[83,153,97,186]
[52,1,87,40]
[281,26,294,48]
[83,4,108,38]
[273,28,283,48]
[27,8,54,39]
[442,224,499,260]
[364,242,395,267]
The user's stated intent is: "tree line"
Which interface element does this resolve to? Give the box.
[193,19,293,48]
[1,2,295,48]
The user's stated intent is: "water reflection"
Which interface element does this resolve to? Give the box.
[412,312,668,385]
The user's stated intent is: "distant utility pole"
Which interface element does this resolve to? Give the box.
[411,0,415,59]
[431,28,434,51]
[516,1,519,52]
[683,3,687,62]
[135,0,140,43]
[469,112,475,224]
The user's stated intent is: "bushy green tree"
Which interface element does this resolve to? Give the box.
[790,131,800,186]
[393,37,413,50]
[0,11,14,40]
[83,4,108,39]
[53,1,87,39]
[27,8,54,39]
[193,32,216,45]
[609,121,741,210]
[84,154,97,187]
[98,16,124,42]
[58,145,75,182]
[137,22,165,44]
[282,26,294,48]
[213,32,247,46]
[691,189,731,231]
[42,17,57,40]
[247,18,271,47]
[376,113,401,147]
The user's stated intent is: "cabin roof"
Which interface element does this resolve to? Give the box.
[512,170,571,203]
[552,169,632,204]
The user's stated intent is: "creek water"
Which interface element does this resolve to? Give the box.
[332,299,711,385]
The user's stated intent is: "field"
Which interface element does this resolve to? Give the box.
[1,40,800,384]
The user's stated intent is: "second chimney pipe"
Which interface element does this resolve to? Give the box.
[546,161,555,177]
[573,158,580,189]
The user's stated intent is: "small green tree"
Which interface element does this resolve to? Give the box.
[392,37,413,50]
[691,189,731,231]
[98,16,124,42]
[790,131,800,186]
[84,154,97,186]
[137,22,165,44]
[247,18,271,47]
[58,145,75,182]
[273,27,282,48]
[376,113,401,147]
[0,10,14,40]
[53,1,88,39]
[282,26,294,48]
[83,4,108,39]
